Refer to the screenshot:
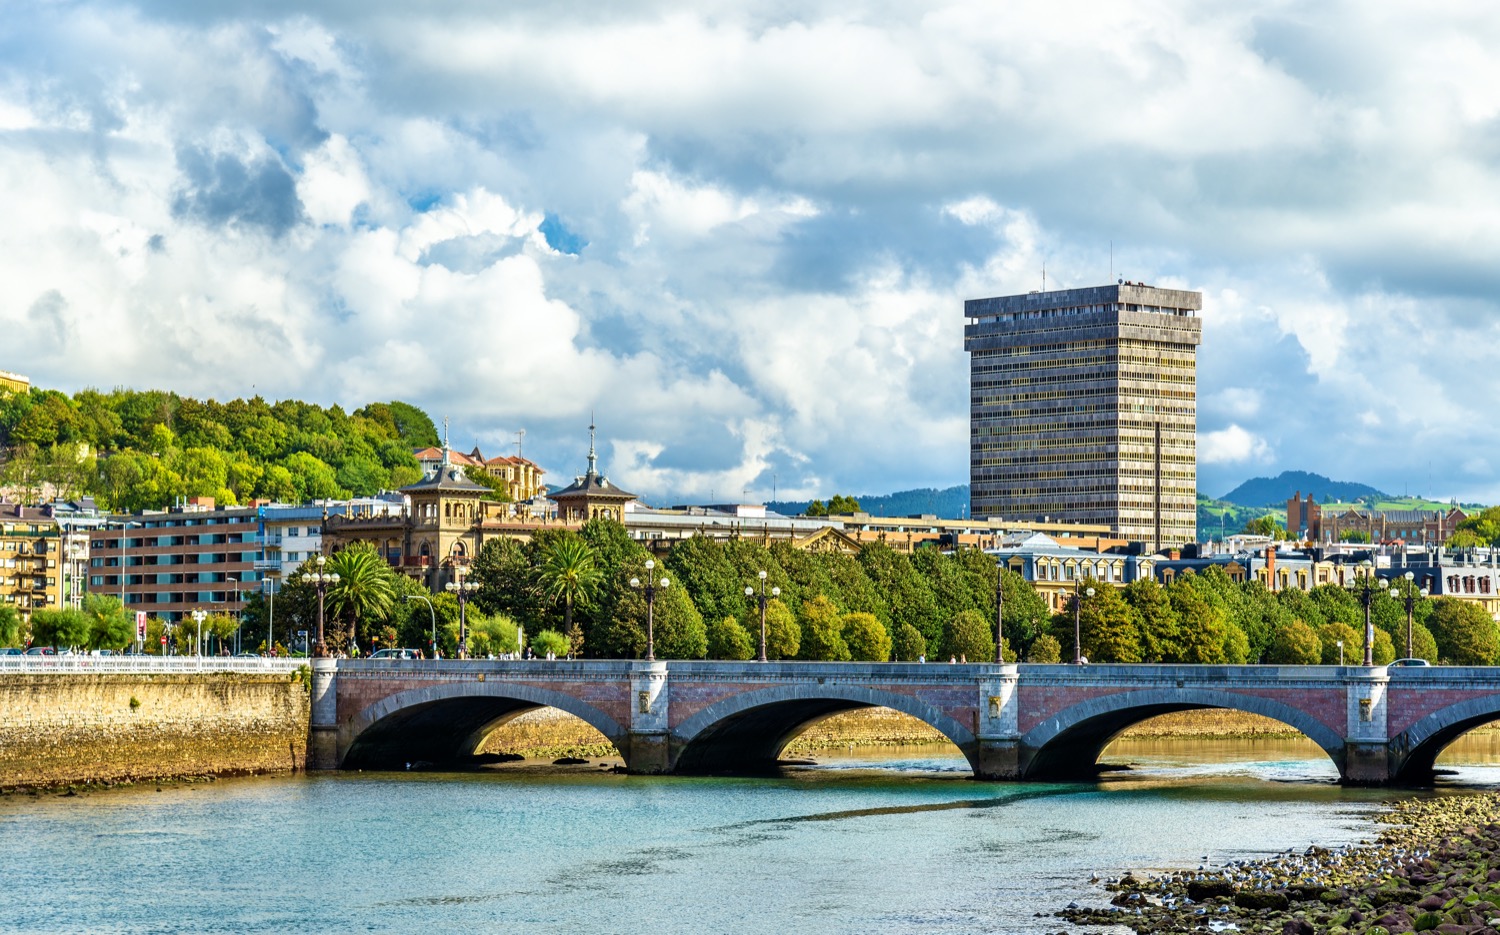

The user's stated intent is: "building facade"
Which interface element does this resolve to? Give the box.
[413,446,546,502]
[965,282,1202,551]
[1286,492,1465,545]
[0,503,66,626]
[0,369,28,395]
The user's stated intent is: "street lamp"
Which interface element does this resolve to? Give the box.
[405,594,438,658]
[1072,581,1095,665]
[1390,571,1430,659]
[300,555,339,657]
[1336,639,1344,666]
[445,574,479,658]
[744,570,780,663]
[117,520,142,617]
[629,558,670,661]
[994,568,1006,664]
[191,609,207,658]
[1352,561,1378,667]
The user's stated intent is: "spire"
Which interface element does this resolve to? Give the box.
[441,416,451,467]
[587,413,597,478]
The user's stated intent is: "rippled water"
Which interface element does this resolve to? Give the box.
[3,737,1497,935]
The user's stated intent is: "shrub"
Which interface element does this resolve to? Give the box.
[531,629,569,658]
[842,613,891,662]
[1265,619,1321,665]
[893,623,927,661]
[707,616,755,660]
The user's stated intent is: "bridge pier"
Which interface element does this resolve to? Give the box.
[1342,667,1391,785]
[627,661,671,774]
[308,657,339,771]
[973,666,1022,779]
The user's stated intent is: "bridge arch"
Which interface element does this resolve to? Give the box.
[1019,689,1347,780]
[340,681,629,770]
[1390,696,1500,783]
[671,684,977,775]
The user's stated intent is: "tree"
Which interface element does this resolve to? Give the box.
[0,604,22,647]
[1123,578,1179,662]
[667,537,748,625]
[804,500,827,517]
[841,612,891,662]
[858,542,941,649]
[466,613,522,657]
[998,568,1052,661]
[763,598,800,660]
[82,594,133,650]
[325,543,396,652]
[30,608,90,649]
[1243,515,1283,538]
[1265,620,1322,665]
[941,609,995,662]
[1316,622,1361,665]
[1446,529,1486,549]
[1064,581,1142,663]
[893,622,926,661]
[826,494,861,515]
[471,538,542,625]
[1028,634,1062,663]
[1339,529,1372,544]
[534,535,603,654]
[596,557,706,659]
[1309,584,1360,628]
[1167,581,1230,664]
[707,616,754,660]
[1409,622,1440,663]
[1238,582,1292,662]
[797,595,849,661]
[531,629,569,658]
[1426,598,1500,665]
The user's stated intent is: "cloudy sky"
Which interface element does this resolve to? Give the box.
[4,1,1500,506]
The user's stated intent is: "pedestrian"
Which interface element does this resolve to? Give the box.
[949,655,956,664]
[918,654,925,663]
[960,654,967,664]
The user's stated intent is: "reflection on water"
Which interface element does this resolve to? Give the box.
[1,737,1494,935]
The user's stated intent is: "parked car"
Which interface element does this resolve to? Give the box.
[370,648,422,660]
[1389,658,1432,667]
[23,647,56,656]
[0,648,22,656]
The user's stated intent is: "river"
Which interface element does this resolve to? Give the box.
[5,735,1500,934]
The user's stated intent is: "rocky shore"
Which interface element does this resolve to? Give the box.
[1060,792,1500,935]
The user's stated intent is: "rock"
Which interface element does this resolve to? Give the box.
[1235,890,1290,911]
[1419,895,1449,911]
[1282,920,1315,935]
[1187,878,1235,901]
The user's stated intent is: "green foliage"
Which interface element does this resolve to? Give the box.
[940,609,994,662]
[1338,529,1372,543]
[531,629,569,658]
[826,494,861,515]
[707,616,755,660]
[0,388,440,511]
[1028,633,1062,663]
[534,534,603,648]
[82,593,133,650]
[1426,598,1500,665]
[1316,622,1361,665]
[1408,622,1439,663]
[797,595,849,661]
[0,604,22,647]
[841,612,891,662]
[596,557,706,659]
[893,622,926,661]
[1265,619,1322,665]
[1372,628,1395,666]
[1167,580,1231,664]
[467,613,522,657]
[30,607,90,649]
[858,542,941,650]
[667,537,749,624]
[1451,506,1500,546]
[1070,581,1143,663]
[1243,515,1284,538]
[1309,584,1360,628]
[1446,529,1486,549]
[998,567,1051,660]
[323,543,397,652]
[1123,578,1178,662]
[763,598,800,660]
[462,465,513,502]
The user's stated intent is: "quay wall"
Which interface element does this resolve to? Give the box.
[0,673,310,788]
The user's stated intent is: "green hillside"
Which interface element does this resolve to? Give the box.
[0,387,440,512]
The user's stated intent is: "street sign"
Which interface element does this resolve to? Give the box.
[135,612,147,640]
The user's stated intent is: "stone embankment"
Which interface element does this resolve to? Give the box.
[1061,793,1500,935]
[0,673,310,789]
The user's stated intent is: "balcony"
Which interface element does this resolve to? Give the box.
[253,559,282,572]
[258,533,283,546]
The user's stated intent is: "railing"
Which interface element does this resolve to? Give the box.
[0,656,306,675]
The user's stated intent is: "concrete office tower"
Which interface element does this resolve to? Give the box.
[964,282,1203,550]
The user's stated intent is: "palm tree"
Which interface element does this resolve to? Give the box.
[325,543,396,654]
[535,537,603,655]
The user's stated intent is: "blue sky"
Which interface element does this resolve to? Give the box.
[3,1,1499,504]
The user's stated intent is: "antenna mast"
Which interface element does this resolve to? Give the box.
[515,428,525,459]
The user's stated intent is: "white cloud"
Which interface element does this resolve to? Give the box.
[1200,425,1273,465]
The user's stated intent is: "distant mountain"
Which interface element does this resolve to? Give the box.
[1219,471,1387,508]
[767,485,971,519]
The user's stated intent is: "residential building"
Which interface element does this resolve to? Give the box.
[87,499,262,623]
[413,445,546,502]
[550,427,635,524]
[965,281,1203,551]
[0,502,66,626]
[985,532,1156,612]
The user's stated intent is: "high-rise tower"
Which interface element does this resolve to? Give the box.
[964,282,1202,550]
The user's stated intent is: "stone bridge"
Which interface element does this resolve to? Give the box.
[308,660,1500,786]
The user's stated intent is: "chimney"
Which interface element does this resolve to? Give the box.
[1265,545,1277,592]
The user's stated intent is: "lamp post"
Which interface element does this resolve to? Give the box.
[1352,561,1377,667]
[629,558,670,662]
[994,568,1006,664]
[1072,581,1095,665]
[191,609,206,658]
[300,555,339,657]
[405,594,437,658]
[744,570,780,662]
[117,520,142,617]
[1390,570,1429,659]
[1337,639,1344,666]
[445,575,479,658]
